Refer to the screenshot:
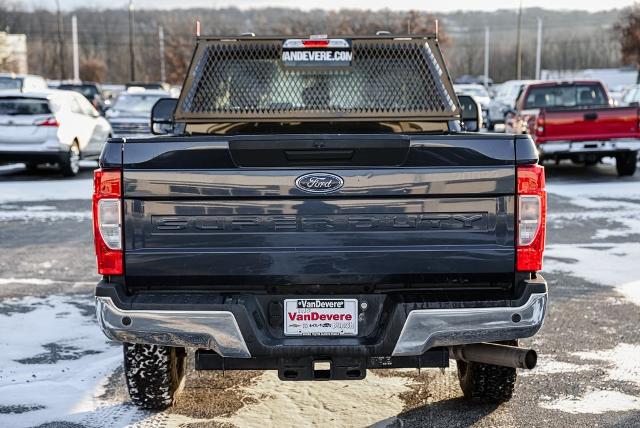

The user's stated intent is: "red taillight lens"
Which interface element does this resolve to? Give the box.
[535,113,545,139]
[516,164,546,271]
[93,169,122,275]
[35,117,59,127]
[302,39,329,47]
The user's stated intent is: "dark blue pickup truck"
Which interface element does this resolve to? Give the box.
[92,34,547,410]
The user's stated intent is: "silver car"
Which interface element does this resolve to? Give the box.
[0,90,112,176]
[106,89,171,138]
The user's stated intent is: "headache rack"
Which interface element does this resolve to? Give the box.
[175,35,459,123]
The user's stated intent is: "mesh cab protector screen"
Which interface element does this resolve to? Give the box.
[175,36,459,122]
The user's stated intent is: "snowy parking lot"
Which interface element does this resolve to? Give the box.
[0,162,639,427]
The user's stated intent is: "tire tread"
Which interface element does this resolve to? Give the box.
[123,343,185,410]
[457,360,517,403]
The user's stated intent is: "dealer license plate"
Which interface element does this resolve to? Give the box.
[284,298,358,336]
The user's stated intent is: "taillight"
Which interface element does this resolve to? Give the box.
[535,111,545,139]
[516,164,546,271]
[93,169,122,275]
[35,117,59,127]
[302,39,329,48]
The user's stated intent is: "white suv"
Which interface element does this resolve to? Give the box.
[0,90,112,176]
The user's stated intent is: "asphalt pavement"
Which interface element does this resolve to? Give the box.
[0,160,639,427]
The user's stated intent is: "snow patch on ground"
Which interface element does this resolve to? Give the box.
[0,209,91,222]
[547,180,640,239]
[573,343,640,387]
[216,369,410,427]
[0,278,56,286]
[0,295,121,428]
[545,243,640,306]
[0,278,96,288]
[616,280,640,309]
[548,180,640,211]
[540,390,640,414]
[0,178,92,203]
[549,210,640,239]
[523,356,591,376]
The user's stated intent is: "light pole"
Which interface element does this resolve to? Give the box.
[55,0,65,80]
[484,26,490,88]
[72,15,79,82]
[159,25,166,83]
[535,18,543,80]
[128,0,136,82]
[515,0,523,80]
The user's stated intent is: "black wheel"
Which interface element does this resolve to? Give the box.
[616,152,637,177]
[456,340,518,403]
[59,141,80,177]
[123,343,187,410]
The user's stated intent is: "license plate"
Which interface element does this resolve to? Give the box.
[284,299,358,336]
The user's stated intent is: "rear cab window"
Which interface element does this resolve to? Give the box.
[0,97,51,115]
[59,84,99,100]
[524,84,608,109]
[0,77,23,90]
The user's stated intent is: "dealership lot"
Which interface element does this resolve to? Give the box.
[0,162,639,427]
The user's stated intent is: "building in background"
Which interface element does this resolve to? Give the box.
[0,32,28,74]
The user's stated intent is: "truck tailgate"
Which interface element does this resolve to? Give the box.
[540,106,639,143]
[119,135,518,289]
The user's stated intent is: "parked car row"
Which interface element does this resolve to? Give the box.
[1,69,636,178]
[0,73,179,176]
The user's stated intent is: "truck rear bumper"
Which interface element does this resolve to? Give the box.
[391,292,546,356]
[95,277,547,359]
[538,139,640,158]
[96,297,251,358]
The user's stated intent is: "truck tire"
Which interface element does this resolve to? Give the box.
[616,152,637,177]
[123,343,187,410]
[456,340,518,403]
[59,142,80,177]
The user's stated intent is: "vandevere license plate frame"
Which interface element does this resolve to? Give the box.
[284,298,358,336]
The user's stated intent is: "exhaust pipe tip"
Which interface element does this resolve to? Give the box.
[523,348,537,370]
[450,343,538,370]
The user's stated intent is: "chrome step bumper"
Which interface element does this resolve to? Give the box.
[95,297,251,358]
[392,292,547,356]
[96,291,547,359]
[539,139,640,155]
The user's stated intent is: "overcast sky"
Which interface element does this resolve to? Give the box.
[24,0,637,11]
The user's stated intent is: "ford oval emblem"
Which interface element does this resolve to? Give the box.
[295,172,344,194]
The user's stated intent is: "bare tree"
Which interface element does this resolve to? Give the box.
[0,5,624,84]
[615,4,640,82]
[80,58,107,82]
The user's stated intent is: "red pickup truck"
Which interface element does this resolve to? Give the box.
[508,80,639,176]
